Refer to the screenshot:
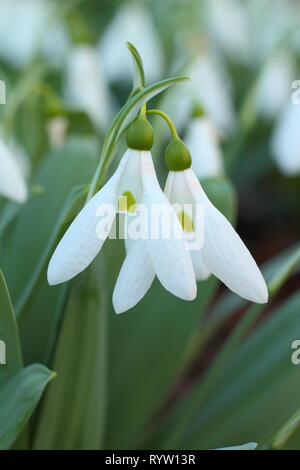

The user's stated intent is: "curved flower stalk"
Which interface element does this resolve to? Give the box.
[271,101,300,175]
[0,138,27,203]
[184,113,224,179]
[48,145,196,313]
[65,44,111,129]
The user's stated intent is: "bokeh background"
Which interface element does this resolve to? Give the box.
[0,0,300,450]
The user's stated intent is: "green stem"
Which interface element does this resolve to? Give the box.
[140,103,147,117]
[147,109,179,139]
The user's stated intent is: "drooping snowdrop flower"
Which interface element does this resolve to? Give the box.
[65,45,111,129]
[0,138,28,203]
[164,138,268,303]
[161,50,236,135]
[205,0,252,65]
[48,116,196,313]
[99,3,163,84]
[185,111,224,179]
[254,51,295,120]
[271,101,300,175]
[0,0,52,68]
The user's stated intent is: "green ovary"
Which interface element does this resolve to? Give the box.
[118,191,137,213]
[177,210,194,232]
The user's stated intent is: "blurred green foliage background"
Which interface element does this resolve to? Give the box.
[0,0,300,450]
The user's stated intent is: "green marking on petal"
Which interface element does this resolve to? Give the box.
[177,210,194,232]
[118,191,137,213]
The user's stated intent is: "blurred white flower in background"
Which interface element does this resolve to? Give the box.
[271,101,300,175]
[99,3,163,84]
[41,21,71,67]
[0,0,52,67]
[205,0,252,65]
[185,115,224,179]
[65,44,111,129]
[0,0,71,68]
[162,50,236,136]
[0,138,28,203]
[254,51,295,120]
[188,53,236,134]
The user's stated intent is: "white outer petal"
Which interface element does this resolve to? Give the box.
[113,239,155,314]
[0,139,27,202]
[184,169,268,303]
[141,152,197,301]
[190,249,211,281]
[165,171,211,281]
[47,151,130,285]
[65,45,110,128]
[254,52,295,120]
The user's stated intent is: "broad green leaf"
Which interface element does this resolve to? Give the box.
[194,243,300,360]
[201,176,237,225]
[0,271,22,385]
[269,408,300,450]
[0,201,22,235]
[174,291,300,449]
[126,42,145,91]
[216,443,257,450]
[161,243,300,448]
[15,185,85,315]
[34,258,107,450]
[105,271,217,449]
[1,136,98,303]
[1,137,98,365]
[0,364,55,450]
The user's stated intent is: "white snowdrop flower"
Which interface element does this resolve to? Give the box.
[185,115,224,179]
[271,101,300,175]
[65,45,111,129]
[188,53,236,135]
[163,136,267,303]
[165,167,268,303]
[205,0,251,65]
[254,51,295,120]
[48,117,196,313]
[0,0,52,68]
[0,138,28,203]
[161,51,236,135]
[99,3,163,84]
[41,21,71,67]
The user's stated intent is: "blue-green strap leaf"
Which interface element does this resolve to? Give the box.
[0,364,55,450]
[0,271,22,386]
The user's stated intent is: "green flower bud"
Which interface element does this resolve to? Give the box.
[191,103,205,119]
[126,116,154,150]
[165,137,192,171]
